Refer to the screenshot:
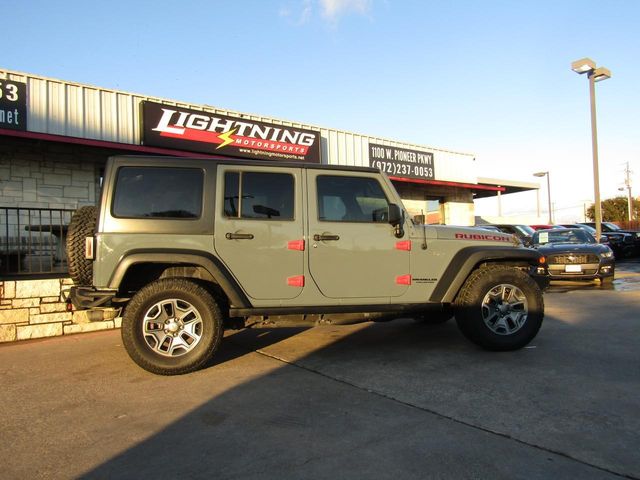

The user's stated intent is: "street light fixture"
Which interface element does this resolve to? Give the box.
[533,171,552,224]
[571,57,611,241]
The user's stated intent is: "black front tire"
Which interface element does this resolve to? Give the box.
[600,275,614,286]
[454,265,544,351]
[121,278,223,375]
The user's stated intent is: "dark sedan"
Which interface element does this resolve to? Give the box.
[580,222,640,257]
[528,228,615,284]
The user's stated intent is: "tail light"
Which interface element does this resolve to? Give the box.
[85,237,95,260]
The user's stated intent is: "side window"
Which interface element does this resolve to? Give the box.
[224,171,294,220]
[112,167,203,219]
[317,175,389,223]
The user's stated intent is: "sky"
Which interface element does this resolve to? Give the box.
[3,0,640,223]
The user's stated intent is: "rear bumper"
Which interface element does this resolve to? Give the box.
[64,286,119,309]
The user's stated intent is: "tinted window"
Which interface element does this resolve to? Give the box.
[317,176,389,223]
[224,172,294,220]
[113,167,203,219]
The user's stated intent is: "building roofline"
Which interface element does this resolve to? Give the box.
[1,67,474,158]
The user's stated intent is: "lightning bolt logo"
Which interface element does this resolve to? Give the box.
[216,128,237,149]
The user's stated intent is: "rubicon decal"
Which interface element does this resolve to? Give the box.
[142,101,321,163]
[455,233,511,242]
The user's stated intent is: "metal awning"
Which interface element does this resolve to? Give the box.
[474,177,540,199]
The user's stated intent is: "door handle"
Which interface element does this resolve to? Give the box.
[225,232,254,240]
[313,234,340,241]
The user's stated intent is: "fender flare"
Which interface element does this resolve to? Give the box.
[108,249,251,308]
[429,246,542,303]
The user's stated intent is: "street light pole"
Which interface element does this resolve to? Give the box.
[624,162,634,223]
[588,69,603,241]
[620,186,633,223]
[545,173,552,224]
[533,171,552,224]
[571,58,611,242]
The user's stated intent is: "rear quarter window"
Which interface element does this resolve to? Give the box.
[112,167,204,219]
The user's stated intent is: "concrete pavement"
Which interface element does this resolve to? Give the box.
[1,264,639,479]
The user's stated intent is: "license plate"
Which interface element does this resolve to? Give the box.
[565,265,582,273]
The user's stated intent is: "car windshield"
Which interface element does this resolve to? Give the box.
[515,225,535,236]
[578,224,596,233]
[533,229,595,245]
[567,224,597,234]
[603,222,622,231]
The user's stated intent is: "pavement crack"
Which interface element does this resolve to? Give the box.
[247,346,638,480]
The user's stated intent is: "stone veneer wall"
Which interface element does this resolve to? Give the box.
[0,137,123,343]
[0,136,104,209]
[0,278,119,342]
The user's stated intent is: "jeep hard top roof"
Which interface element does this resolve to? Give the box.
[108,155,381,174]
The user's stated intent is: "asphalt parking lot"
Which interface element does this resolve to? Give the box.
[2,260,639,480]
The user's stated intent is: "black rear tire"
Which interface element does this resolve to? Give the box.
[454,265,544,351]
[66,206,97,286]
[121,278,223,375]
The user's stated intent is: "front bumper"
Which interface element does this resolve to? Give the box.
[533,260,614,281]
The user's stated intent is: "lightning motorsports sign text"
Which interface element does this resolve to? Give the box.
[142,101,321,163]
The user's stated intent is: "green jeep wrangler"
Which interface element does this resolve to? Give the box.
[66,156,545,375]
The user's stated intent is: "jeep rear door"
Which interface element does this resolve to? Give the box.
[306,170,411,298]
[214,165,305,300]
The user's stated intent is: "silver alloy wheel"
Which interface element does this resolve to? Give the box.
[142,298,203,357]
[481,283,528,335]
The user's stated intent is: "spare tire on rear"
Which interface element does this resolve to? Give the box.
[66,206,97,286]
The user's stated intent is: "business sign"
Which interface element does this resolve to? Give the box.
[142,101,321,163]
[0,80,27,131]
[369,143,435,181]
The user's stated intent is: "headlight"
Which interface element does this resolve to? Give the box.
[600,251,614,258]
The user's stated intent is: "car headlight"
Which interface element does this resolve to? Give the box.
[600,251,614,258]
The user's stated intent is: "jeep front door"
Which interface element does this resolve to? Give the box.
[307,171,411,299]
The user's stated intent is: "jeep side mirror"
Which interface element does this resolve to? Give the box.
[599,234,609,244]
[388,203,402,227]
[388,203,405,238]
[522,236,533,248]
